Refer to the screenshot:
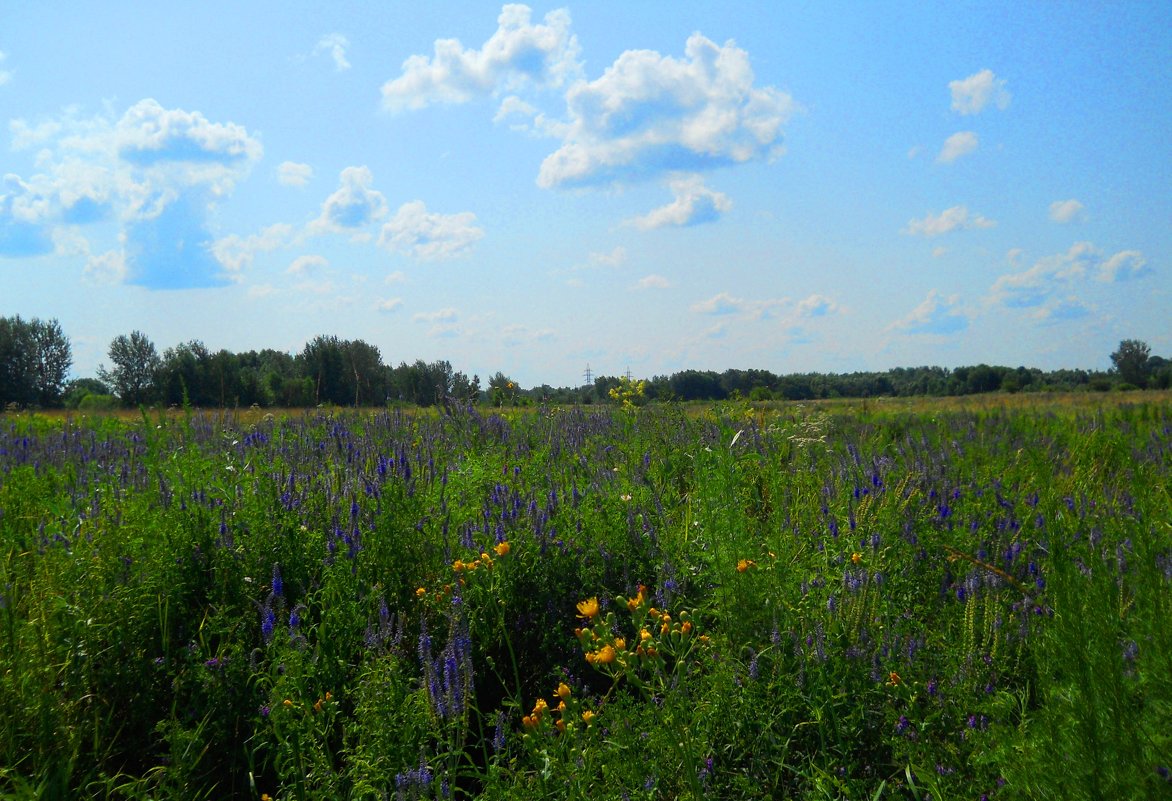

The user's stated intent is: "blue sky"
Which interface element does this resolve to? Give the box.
[2,2,1169,387]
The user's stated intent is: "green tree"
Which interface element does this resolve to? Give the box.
[63,377,112,409]
[1110,339,1151,388]
[99,331,159,406]
[0,315,72,407]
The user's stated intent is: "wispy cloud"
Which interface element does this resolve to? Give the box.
[937,131,978,163]
[1097,250,1148,282]
[630,175,732,229]
[588,246,626,268]
[690,291,838,323]
[379,201,484,260]
[988,241,1149,315]
[381,4,581,111]
[888,289,968,335]
[1033,296,1091,323]
[375,297,403,313]
[903,205,995,237]
[0,51,11,86]
[949,69,1010,115]
[287,254,329,275]
[501,323,556,345]
[314,33,351,72]
[277,161,313,187]
[796,294,838,317]
[632,274,671,290]
[412,306,461,337]
[1048,198,1086,223]
[990,242,1097,308]
[212,223,295,273]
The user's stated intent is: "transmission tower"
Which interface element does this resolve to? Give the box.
[583,363,593,386]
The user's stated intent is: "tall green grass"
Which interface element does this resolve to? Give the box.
[0,400,1168,799]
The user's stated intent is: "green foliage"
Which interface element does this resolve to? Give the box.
[0,315,72,408]
[1110,338,1152,388]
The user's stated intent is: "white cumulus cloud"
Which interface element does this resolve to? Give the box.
[537,32,795,188]
[310,166,387,235]
[2,99,262,288]
[381,4,581,111]
[631,175,731,229]
[379,201,484,260]
[376,297,404,313]
[937,131,978,163]
[903,205,995,236]
[1048,198,1085,223]
[949,69,1010,115]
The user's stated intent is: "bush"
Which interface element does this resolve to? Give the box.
[77,393,117,411]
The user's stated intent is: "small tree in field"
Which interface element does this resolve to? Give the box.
[100,331,160,406]
[1110,339,1151,388]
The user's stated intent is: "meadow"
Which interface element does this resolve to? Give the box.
[0,396,1169,799]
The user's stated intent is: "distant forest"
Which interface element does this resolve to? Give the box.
[1,315,1169,410]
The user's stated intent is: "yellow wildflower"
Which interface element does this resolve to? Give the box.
[595,644,616,664]
[581,710,596,724]
[556,682,571,700]
[415,587,426,598]
[851,552,862,565]
[494,541,510,557]
[576,597,600,619]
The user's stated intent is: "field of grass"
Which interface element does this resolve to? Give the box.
[1,396,1169,799]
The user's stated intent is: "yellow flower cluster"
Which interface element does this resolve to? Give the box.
[521,681,596,735]
[312,690,333,713]
[575,587,707,677]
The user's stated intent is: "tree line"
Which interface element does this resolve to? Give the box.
[0,315,1168,410]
